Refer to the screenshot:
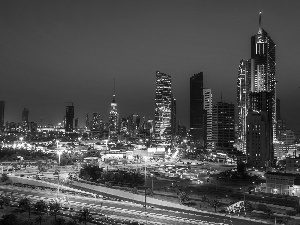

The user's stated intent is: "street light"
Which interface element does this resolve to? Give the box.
[54,169,60,199]
[56,140,62,166]
[150,173,154,191]
[57,151,62,166]
[144,156,148,225]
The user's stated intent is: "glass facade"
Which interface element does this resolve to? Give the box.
[154,71,172,145]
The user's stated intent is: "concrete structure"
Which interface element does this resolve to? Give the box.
[265,172,300,196]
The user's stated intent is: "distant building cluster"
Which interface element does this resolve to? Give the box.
[1,13,300,173]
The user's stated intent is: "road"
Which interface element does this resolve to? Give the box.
[0,184,267,225]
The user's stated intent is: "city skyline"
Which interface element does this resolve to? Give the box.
[1,1,300,131]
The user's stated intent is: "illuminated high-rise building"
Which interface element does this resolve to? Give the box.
[128,114,140,136]
[65,104,74,132]
[211,101,235,152]
[237,59,251,152]
[203,89,212,151]
[154,71,173,145]
[250,12,276,141]
[247,91,274,167]
[190,72,206,146]
[21,108,29,131]
[91,112,103,131]
[0,101,5,131]
[108,94,119,141]
[171,95,177,136]
[237,13,277,164]
[246,110,272,167]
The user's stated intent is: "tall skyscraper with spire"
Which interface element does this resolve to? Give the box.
[154,71,173,145]
[109,79,119,141]
[251,12,276,141]
[238,13,276,167]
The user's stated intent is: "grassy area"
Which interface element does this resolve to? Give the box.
[0,205,88,225]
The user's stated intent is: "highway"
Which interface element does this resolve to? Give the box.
[0,184,267,225]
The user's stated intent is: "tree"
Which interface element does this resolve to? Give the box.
[49,201,61,222]
[65,219,79,225]
[0,214,19,225]
[257,203,273,217]
[19,197,32,219]
[237,162,246,175]
[34,200,48,225]
[201,195,210,203]
[210,199,221,213]
[243,201,253,214]
[294,205,300,215]
[51,217,66,225]
[177,191,189,203]
[288,219,300,225]
[76,208,93,225]
[0,196,10,209]
[1,173,9,183]
[287,210,298,216]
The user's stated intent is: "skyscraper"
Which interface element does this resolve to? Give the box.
[91,112,103,131]
[171,95,177,136]
[237,59,251,153]
[108,95,119,141]
[22,108,29,123]
[0,101,5,131]
[74,118,78,130]
[190,72,206,146]
[154,71,173,145]
[203,89,213,151]
[65,104,74,132]
[211,101,235,152]
[250,12,276,141]
[237,13,277,166]
[246,111,273,167]
[85,113,90,130]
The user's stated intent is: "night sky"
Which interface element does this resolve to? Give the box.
[1,0,300,131]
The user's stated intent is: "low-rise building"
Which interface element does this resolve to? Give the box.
[286,157,300,173]
[265,171,300,196]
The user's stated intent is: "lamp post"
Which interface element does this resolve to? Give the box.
[57,151,62,166]
[56,140,62,166]
[54,169,60,199]
[150,173,154,191]
[144,156,147,225]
